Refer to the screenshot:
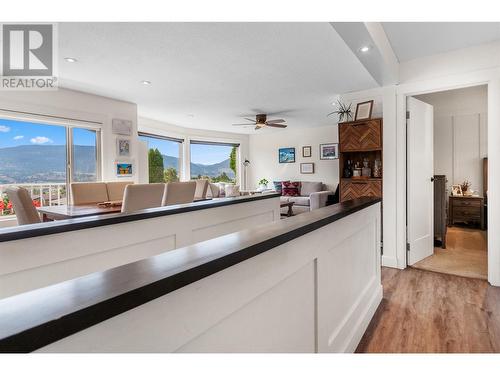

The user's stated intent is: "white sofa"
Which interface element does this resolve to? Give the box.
[279,181,333,214]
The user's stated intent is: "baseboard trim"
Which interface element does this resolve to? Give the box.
[381,255,399,268]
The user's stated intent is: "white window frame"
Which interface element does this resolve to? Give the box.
[0,111,103,206]
[138,131,184,181]
[188,138,241,185]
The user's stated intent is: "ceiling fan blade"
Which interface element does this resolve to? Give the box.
[244,117,256,122]
[266,123,287,128]
[266,119,285,124]
[232,123,255,126]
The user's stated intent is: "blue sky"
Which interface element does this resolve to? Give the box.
[140,135,233,165]
[1,118,232,166]
[0,118,96,148]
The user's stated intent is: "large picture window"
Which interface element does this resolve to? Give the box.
[189,140,239,183]
[139,132,182,183]
[0,117,101,217]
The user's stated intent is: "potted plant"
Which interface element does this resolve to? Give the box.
[327,99,353,122]
[258,178,269,191]
[460,180,472,196]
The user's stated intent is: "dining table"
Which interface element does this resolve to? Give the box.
[37,204,122,221]
[37,197,213,221]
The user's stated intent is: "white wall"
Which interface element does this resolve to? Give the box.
[138,117,250,185]
[0,88,139,183]
[247,125,341,192]
[416,85,488,194]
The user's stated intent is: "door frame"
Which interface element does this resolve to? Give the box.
[396,70,499,285]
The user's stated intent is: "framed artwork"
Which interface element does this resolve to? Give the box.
[302,146,312,158]
[279,147,296,163]
[354,100,374,121]
[116,162,133,177]
[319,143,339,160]
[112,118,133,136]
[300,162,314,174]
[117,138,131,157]
[452,184,463,196]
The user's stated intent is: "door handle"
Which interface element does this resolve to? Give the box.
[431,177,435,182]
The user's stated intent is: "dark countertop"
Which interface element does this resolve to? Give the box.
[0,196,381,353]
[0,192,281,243]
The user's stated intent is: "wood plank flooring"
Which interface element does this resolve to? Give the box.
[413,227,487,280]
[356,267,500,353]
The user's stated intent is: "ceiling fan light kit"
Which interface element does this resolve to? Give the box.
[232,113,288,130]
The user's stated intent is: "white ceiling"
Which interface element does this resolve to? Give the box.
[382,22,500,62]
[58,23,378,134]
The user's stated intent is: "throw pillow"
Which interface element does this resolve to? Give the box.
[225,184,240,197]
[273,180,289,195]
[282,181,300,197]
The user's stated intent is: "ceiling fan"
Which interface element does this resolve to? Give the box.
[232,114,288,130]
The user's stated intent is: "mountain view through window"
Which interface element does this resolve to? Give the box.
[190,143,237,183]
[0,118,99,216]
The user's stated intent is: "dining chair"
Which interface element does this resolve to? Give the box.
[194,179,209,200]
[162,181,197,206]
[5,186,42,225]
[121,183,165,213]
[106,181,134,202]
[71,182,109,205]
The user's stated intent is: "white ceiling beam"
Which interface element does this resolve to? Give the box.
[330,22,399,86]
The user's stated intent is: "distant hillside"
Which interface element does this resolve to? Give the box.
[0,144,234,184]
[163,154,234,178]
[0,144,96,184]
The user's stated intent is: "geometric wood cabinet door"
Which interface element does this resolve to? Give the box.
[338,119,382,152]
[340,180,382,202]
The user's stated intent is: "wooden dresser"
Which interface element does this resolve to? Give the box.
[338,118,383,202]
[448,195,485,230]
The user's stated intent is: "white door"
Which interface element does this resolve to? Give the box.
[407,97,434,265]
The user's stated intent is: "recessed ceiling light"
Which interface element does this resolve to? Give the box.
[64,57,77,63]
[141,80,151,85]
[359,45,371,53]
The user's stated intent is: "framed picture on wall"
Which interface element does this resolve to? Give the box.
[302,146,312,157]
[279,147,296,163]
[300,162,314,174]
[116,162,133,177]
[319,143,339,160]
[354,100,374,121]
[117,138,131,157]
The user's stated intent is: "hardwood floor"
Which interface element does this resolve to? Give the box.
[356,267,500,353]
[413,226,487,280]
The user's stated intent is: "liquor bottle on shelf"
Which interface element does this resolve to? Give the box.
[343,160,353,178]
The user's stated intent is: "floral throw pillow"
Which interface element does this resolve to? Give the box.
[282,181,300,197]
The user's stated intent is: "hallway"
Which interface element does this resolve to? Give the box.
[357,267,500,353]
[413,226,487,280]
